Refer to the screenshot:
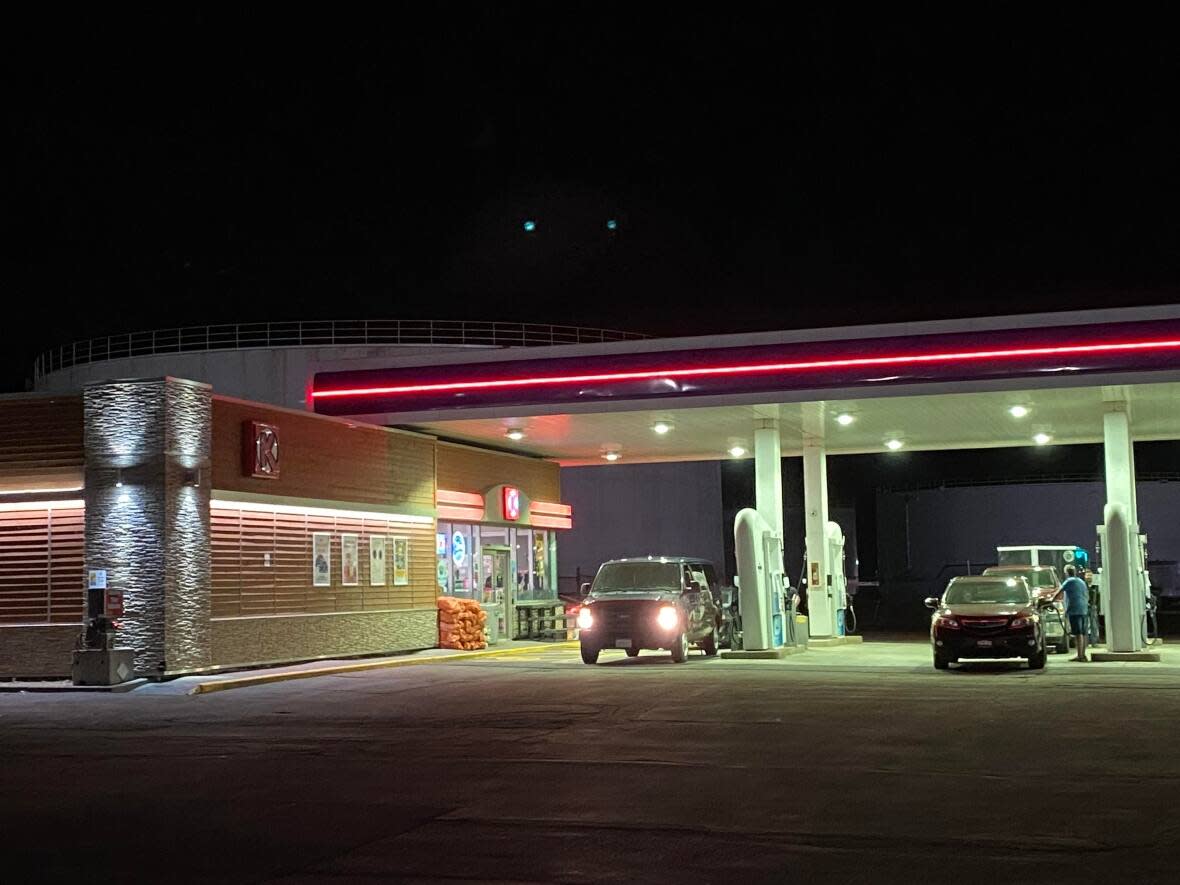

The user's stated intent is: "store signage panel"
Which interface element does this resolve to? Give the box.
[503,486,521,521]
[243,421,281,478]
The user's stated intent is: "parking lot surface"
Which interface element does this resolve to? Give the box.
[3,639,1179,883]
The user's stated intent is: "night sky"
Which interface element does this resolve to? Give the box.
[7,9,1180,393]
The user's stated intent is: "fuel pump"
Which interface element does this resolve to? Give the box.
[733,508,789,650]
[800,521,848,638]
[1095,520,1152,651]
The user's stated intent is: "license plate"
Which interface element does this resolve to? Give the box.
[615,639,631,648]
[976,639,993,648]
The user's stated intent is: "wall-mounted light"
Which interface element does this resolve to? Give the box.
[182,467,202,488]
[115,469,124,488]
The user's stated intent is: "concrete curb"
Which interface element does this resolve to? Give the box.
[808,635,865,647]
[189,642,579,696]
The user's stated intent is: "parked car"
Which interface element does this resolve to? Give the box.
[577,557,723,664]
[925,575,1054,670]
[981,565,1069,655]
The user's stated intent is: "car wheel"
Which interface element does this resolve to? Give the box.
[1028,647,1046,670]
[701,625,719,657]
[670,632,688,663]
[625,647,640,658]
[580,645,600,665]
[933,653,950,670]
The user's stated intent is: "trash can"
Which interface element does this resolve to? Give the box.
[794,615,809,648]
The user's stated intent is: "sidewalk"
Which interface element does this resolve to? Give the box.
[0,640,574,696]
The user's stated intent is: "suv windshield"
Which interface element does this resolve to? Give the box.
[983,567,1057,589]
[944,580,1030,605]
[592,562,681,594]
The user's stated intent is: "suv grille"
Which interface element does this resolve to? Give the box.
[960,617,1011,636]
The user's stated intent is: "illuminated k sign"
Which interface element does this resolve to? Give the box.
[503,486,521,521]
[244,421,281,478]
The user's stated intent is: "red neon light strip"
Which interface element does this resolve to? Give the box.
[437,505,485,521]
[529,514,573,530]
[312,337,1180,400]
[530,501,573,517]
[437,489,485,507]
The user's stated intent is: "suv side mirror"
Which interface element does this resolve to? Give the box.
[924,597,940,609]
[580,582,591,597]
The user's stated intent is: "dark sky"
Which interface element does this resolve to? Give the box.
[6,9,1180,391]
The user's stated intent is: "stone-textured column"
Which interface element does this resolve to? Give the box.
[84,377,212,676]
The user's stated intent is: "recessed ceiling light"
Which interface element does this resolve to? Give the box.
[505,428,525,441]
[522,219,536,232]
[884,438,904,451]
[1033,432,1052,446]
[1008,405,1029,418]
[652,421,672,435]
[602,450,621,462]
[835,413,855,426]
[728,445,747,458]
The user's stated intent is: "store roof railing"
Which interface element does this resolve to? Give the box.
[33,320,648,380]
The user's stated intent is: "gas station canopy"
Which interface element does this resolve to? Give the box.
[309,306,1180,463]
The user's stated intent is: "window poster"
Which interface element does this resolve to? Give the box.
[369,536,387,587]
[393,537,410,586]
[312,532,331,587]
[341,533,359,586]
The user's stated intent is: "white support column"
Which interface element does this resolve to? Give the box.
[802,403,835,637]
[753,419,783,539]
[1102,400,1144,652]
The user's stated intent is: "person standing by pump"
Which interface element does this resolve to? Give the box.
[1062,565,1090,662]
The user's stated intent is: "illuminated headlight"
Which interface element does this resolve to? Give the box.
[577,607,594,630]
[656,606,679,631]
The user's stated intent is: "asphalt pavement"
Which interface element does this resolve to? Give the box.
[2,639,1178,884]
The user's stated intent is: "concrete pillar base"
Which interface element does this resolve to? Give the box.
[720,646,807,660]
[1090,649,1161,662]
[807,635,865,647]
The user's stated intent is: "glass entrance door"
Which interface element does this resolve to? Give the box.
[481,545,512,639]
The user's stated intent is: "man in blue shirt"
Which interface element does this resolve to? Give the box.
[1061,565,1090,662]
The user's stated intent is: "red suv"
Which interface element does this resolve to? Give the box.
[926,575,1055,670]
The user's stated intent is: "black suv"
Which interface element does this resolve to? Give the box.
[577,557,723,664]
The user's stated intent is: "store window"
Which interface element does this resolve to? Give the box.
[514,528,553,601]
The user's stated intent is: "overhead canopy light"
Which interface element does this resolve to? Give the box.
[835,413,855,426]
[884,438,904,451]
[505,428,525,441]
[728,445,747,458]
[651,421,673,435]
[1033,432,1052,446]
[1008,405,1030,418]
[602,449,621,462]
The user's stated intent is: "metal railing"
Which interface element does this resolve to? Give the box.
[33,320,648,380]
